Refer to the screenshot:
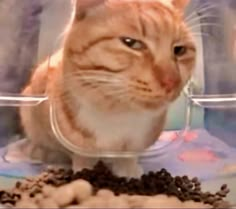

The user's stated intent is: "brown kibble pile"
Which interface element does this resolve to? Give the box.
[0,161,232,208]
[71,162,230,207]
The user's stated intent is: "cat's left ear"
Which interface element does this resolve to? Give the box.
[73,0,105,20]
[171,0,190,11]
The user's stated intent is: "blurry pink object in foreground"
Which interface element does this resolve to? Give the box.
[182,131,198,142]
[159,130,198,142]
[178,149,219,163]
[159,131,179,141]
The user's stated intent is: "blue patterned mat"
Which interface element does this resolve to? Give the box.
[0,129,235,181]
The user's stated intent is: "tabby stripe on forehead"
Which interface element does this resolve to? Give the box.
[151,2,176,19]
[139,15,147,37]
[144,2,176,33]
[135,3,147,37]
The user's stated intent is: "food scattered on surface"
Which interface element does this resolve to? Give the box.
[0,161,231,208]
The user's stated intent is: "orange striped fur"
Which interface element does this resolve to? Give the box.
[17,0,196,177]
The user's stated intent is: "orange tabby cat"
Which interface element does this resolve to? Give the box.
[17,0,196,177]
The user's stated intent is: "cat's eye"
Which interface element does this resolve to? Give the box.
[174,46,187,57]
[120,37,146,50]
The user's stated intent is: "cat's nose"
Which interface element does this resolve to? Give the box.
[160,76,180,93]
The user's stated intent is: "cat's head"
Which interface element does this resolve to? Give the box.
[63,0,196,111]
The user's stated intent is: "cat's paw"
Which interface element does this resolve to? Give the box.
[112,159,143,178]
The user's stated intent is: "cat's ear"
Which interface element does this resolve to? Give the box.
[73,0,105,20]
[171,0,190,11]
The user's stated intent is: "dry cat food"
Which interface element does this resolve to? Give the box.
[0,161,231,208]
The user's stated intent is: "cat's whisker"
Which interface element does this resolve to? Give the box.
[77,76,123,83]
[192,32,212,38]
[189,23,222,31]
[74,72,117,77]
[71,77,127,92]
[71,70,121,77]
[110,91,131,103]
[190,31,211,36]
[76,77,126,87]
[85,83,125,90]
[69,71,126,81]
[189,14,219,21]
[72,76,129,98]
[72,81,125,96]
[78,74,123,80]
[128,95,158,105]
[194,2,218,11]
[65,72,125,84]
[186,15,219,27]
[196,3,219,14]
[91,85,129,102]
[184,3,218,22]
[190,22,222,27]
[104,89,128,98]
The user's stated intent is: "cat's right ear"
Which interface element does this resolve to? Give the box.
[73,0,105,21]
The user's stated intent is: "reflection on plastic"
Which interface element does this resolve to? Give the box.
[184,83,236,109]
[189,94,236,109]
[0,94,48,107]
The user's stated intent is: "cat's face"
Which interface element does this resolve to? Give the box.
[63,0,196,110]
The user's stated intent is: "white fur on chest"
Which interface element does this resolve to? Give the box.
[77,104,164,151]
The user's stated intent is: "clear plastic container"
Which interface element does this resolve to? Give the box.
[0,0,236,207]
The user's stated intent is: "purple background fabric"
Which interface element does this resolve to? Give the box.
[0,0,42,146]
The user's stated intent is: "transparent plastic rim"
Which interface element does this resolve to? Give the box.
[49,100,184,158]
[2,89,235,159]
[5,89,236,159]
[0,93,183,159]
[0,93,48,106]
[183,81,236,108]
